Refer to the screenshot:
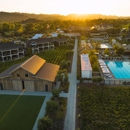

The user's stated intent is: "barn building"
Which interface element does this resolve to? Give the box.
[0,55,59,92]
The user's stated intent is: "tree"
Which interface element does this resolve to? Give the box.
[113,44,119,50]
[60,60,68,70]
[52,89,60,99]
[37,116,52,130]
[93,62,99,71]
[116,47,124,56]
[92,77,103,85]
[56,69,68,86]
[94,42,101,50]
[63,73,68,85]
[67,43,74,50]
[104,48,110,55]
[89,50,95,56]
[90,55,98,65]
[65,50,73,58]
[46,100,58,115]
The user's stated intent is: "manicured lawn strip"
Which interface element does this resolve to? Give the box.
[0,95,45,130]
[77,86,130,130]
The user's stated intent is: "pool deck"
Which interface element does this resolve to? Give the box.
[99,58,130,85]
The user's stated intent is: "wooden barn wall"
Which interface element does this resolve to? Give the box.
[0,68,53,91]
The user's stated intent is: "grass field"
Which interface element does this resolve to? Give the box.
[77,86,130,130]
[0,95,45,130]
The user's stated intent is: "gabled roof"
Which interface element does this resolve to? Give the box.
[0,55,59,82]
[35,62,59,82]
[0,64,21,79]
[21,55,46,75]
[32,34,44,39]
[26,38,53,46]
[0,42,21,51]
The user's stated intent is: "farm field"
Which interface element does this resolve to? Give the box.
[38,44,70,64]
[0,95,45,130]
[0,44,72,73]
[77,86,130,130]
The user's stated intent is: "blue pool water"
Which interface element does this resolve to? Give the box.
[105,61,130,79]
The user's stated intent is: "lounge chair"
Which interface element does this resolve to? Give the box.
[107,75,112,78]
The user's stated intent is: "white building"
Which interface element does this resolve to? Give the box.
[80,54,92,78]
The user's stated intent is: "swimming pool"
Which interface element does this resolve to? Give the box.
[105,61,130,79]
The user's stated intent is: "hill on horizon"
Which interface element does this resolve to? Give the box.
[0,11,130,22]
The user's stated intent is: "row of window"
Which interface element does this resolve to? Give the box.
[17,74,28,77]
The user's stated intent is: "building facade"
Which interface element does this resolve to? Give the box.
[0,42,24,62]
[0,55,59,92]
[26,38,67,54]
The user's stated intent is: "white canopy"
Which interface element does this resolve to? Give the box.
[101,67,110,73]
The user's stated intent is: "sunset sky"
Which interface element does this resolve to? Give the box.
[0,0,130,16]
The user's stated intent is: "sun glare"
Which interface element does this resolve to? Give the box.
[0,0,130,16]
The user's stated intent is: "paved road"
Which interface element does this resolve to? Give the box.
[64,39,78,130]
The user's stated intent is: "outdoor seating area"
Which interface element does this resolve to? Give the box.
[102,57,124,60]
[98,59,112,78]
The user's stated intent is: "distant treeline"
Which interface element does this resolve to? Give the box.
[0,11,130,22]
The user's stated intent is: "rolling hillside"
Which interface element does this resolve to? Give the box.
[0,11,130,22]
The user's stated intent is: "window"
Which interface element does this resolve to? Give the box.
[25,74,28,77]
[17,74,20,77]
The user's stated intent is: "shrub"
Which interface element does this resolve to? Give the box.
[37,116,52,130]
[46,100,58,115]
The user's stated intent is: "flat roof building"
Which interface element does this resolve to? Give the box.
[80,54,92,78]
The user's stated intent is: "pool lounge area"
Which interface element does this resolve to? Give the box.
[105,61,130,79]
[98,59,130,85]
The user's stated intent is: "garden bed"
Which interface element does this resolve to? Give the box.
[59,82,70,93]
[45,97,67,130]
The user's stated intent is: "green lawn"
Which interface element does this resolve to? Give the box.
[77,86,130,130]
[0,95,45,130]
